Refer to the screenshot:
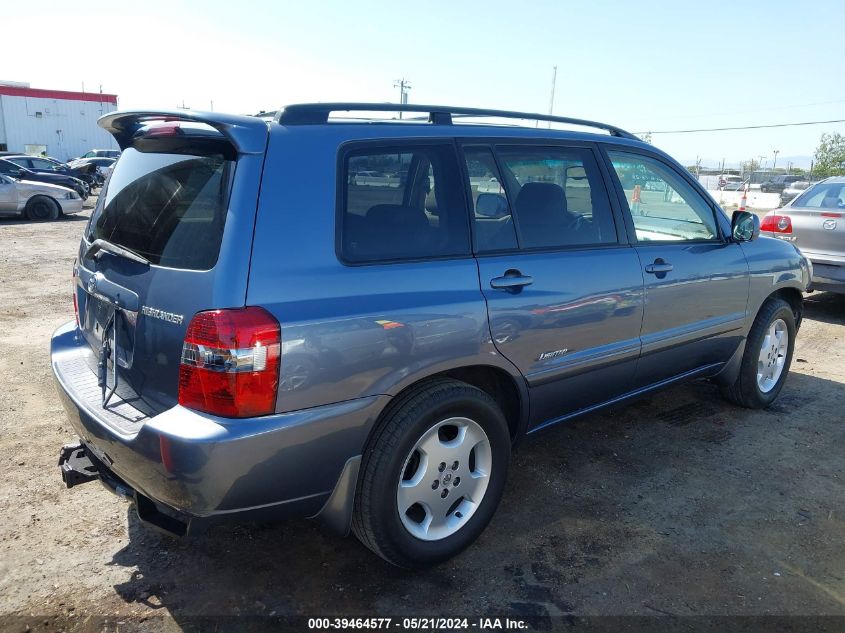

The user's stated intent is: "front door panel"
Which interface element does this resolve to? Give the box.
[634,243,749,386]
[603,148,750,388]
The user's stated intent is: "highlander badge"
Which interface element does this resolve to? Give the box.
[142,306,184,325]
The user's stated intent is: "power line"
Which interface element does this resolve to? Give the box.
[635,118,845,135]
[655,98,845,123]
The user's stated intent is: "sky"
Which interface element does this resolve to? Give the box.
[4,0,844,168]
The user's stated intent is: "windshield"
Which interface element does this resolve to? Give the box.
[85,146,234,270]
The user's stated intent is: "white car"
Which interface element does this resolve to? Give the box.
[77,149,121,159]
[0,174,83,220]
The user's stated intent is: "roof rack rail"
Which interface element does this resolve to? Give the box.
[275,103,639,140]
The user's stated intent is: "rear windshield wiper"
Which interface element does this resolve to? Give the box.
[85,238,150,265]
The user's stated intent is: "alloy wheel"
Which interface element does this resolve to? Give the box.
[397,417,492,541]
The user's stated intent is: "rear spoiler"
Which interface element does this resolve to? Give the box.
[98,109,269,155]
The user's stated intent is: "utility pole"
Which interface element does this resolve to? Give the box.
[547,66,557,128]
[393,78,411,119]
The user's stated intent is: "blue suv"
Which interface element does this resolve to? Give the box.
[53,104,810,568]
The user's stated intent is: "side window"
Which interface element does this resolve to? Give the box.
[608,151,719,242]
[341,145,470,263]
[463,147,518,252]
[30,158,56,171]
[496,146,617,249]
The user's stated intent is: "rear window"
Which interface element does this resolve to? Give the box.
[793,182,845,209]
[86,145,234,270]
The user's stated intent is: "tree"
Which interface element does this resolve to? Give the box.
[740,158,760,178]
[814,132,845,178]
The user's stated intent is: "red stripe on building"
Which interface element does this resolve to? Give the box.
[0,85,118,105]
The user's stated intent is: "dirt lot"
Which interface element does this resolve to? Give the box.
[1,200,844,628]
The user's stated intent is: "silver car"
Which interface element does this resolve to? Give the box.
[762,176,845,293]
[779,180,811,206]
[0,174,84,220]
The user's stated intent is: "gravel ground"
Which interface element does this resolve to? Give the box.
[0,199,843,629]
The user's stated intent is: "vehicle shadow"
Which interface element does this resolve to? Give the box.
[802,291,845,326]
[105,369,845,620]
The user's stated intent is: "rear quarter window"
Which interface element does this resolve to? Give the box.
[340,143,470,263]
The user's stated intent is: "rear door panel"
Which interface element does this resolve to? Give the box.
[466,141,644,428]
[476,249,643,426]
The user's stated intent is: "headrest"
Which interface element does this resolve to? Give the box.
[515,182,568,218]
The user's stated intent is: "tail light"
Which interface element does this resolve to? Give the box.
[761,214,792,234]
[178,307,281,417]
[72,260,80,327]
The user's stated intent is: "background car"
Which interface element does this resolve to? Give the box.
[760,174,803,193]
[68,157,116,186]
[4,155,97,193]
[779,180,811,206]
[76,149,121,160]
[718,174,747,190]
[0,158,89,200]
[761,176,845,294]
[0,173,83,220]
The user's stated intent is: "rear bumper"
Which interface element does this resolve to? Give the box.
[51,320,386,530]
[808,258,845,294]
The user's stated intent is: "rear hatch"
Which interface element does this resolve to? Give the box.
[789,181,845,260]
[73,113,267,418]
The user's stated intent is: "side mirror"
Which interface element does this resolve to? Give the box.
[731,211,760,242]
[476,193,508,218]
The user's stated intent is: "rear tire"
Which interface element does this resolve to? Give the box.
[25,196,60,221]
[721,298,796,408]
[352,378,510,568]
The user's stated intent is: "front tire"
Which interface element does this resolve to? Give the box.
[721,298,796,408]
[352,378,510,568]
[25,196,60,221]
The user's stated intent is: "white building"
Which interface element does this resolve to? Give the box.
[0,81,119,161]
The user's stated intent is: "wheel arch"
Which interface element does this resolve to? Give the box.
[25,194,62,218]
[714,286,803,387]
[769,286,803,329]
[315,364,528,537]
[373,364,528,446]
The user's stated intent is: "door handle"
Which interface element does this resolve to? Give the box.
[644,259,673,275]
[490,270,533,293]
